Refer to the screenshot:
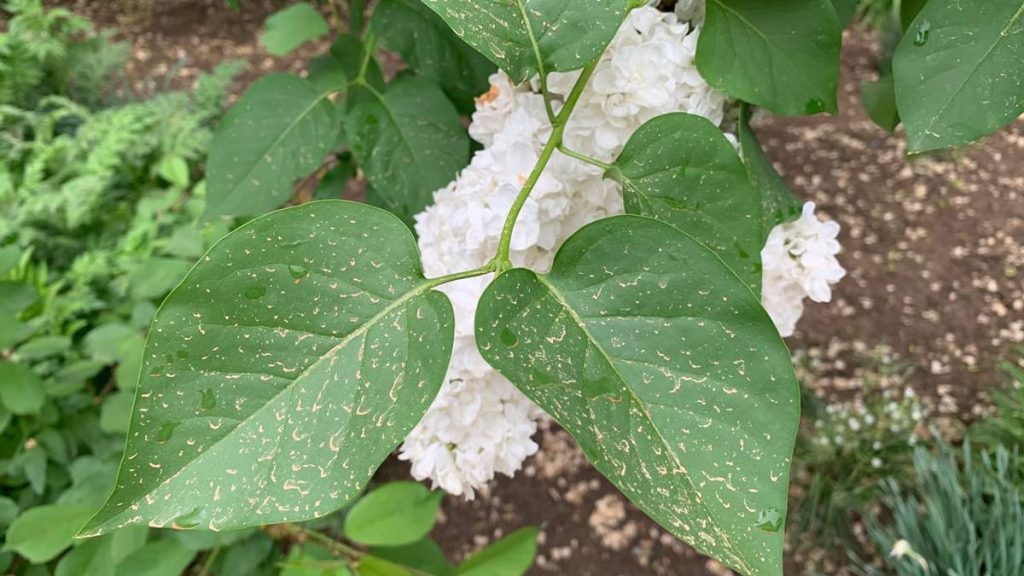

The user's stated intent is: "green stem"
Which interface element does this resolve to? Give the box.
[494,61,600,273]
[557,144,612,171]
[197,547,221,576]
[296,527,436,576]
[354,33,376,85]
[516,2,557,122]
[300,527,363,558]
[426,263,496,289]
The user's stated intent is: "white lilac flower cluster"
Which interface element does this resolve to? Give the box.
[761,201,847,337]
[400,4,846,497]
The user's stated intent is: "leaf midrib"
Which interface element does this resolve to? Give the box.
[85,278,435,534]
[531,272,748,572]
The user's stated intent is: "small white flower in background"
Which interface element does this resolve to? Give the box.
[761,202,846,337]
[890,539,929,570]
[871,457,883,469]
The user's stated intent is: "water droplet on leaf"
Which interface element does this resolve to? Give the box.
[244,285,266,300]
[200,389,217,410]
[804,98,826,114]
[500,328,518,346]
[173,507,203,529]
[755,507,783,532]
[157,422,179,443]
[288,264,309,280]
[913,20,931,46]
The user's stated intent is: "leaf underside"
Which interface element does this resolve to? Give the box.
[476,216,799,575]
[82,201,454,536]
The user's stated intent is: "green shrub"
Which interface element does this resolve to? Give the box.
[0,0,245,571]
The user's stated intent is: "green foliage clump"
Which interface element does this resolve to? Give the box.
[0,0,244,571]
[0,0,129,107]
[858,441,1024,576]
[969,349,1024,457]
[791,379,927,552]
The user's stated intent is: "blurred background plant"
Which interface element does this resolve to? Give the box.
[0,1,537,574]
[856,441,1024,576]
[788,350,928,569]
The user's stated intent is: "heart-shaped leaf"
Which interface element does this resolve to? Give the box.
[476,216,799,575]
[607,113,763,292]
[82,201,454,536]
[419,0,630,83]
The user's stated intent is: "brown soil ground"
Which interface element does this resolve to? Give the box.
[43,2,1024,574]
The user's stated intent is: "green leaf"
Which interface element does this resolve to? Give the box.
[156,156,190,189]
[82,201,455,536]
[893,0,1024,152]
[205,74,338,218]
[0,245,20,276]
[343,482,442,546]
[110,526,149,563]
[314,156,358,201]
[128,258,191,301]
[308,53,349,95]
[55,537,114,576]
[23,446,48,494]
[0,361,45,415]
[282,543,352,576]
[357,557,410,576]
[83,323,138,363]
[456,527,537,576]
[114,539,195,576]
[0,282,36,349]
[372,539,454,576]
[219,534,275,576]
[475,216,799,575]
[5,505,95,563]
[262,3,330,56]
[371,0,495,113]
[862,73,900,132]
[100,391,135,434]
[16,335,72,360]
[346,77,469,224]
[698,0,842,115]
[0,497,19,530]
[737,105,803,239]
[607,113,763,293]
[830,0,858,27]
[900,0,930,30]
[419,0,629,83]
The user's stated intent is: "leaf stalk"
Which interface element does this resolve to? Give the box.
[494,60,600,274]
